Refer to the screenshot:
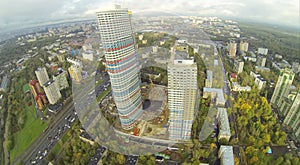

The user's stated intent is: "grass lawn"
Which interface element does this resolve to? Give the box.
[23,84,30,93]
[49,130,71,160]
[10,100,48,162]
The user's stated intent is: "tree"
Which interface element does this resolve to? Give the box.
[116,154,125,164]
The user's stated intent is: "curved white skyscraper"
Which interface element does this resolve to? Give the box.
[96,5,143,130]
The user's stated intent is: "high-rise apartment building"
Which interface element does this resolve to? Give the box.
[68,65,82,83]
[168,51,198,140]
[228,42,237,57]
[239,41,248,52]
[53,69,69,90]
[43,79,62,105]
[96,5,143,130]
[234,59,244,74]
[283,90,300,139]
[35,67,50,86]
[270,68,295,107]
[257,55,267,67]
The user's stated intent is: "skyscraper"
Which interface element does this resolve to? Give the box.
[35,67,50,86]
[270,68,295,107]
[43,79,62,105]
[96,5,143,130]
[168,51,198,140]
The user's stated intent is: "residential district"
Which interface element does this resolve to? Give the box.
[0,5,299,165]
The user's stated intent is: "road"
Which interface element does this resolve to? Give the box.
[13,97,75,165]
[13,72,110,165]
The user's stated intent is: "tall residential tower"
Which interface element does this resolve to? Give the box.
[35,67,50,86]
[168,51,198,140]
[96,5,143,130]
[270,68,294,107]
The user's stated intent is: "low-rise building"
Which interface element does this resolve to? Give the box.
[0,75,9,92]
[250,71,267,90]
[66,57,83,67]
[205,70,213,88]
[203,88,226,107]
[29,80,48,109]
[231,82,251,92]
[217,108,231,141]
[218,145,234,165]
[257,47,268,55]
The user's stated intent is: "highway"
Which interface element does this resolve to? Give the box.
[13,72,110,165]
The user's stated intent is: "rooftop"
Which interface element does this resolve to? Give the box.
[43,79,54,87]
[203,87,226,105]
[219,145,234,165]
[218,108,231,137]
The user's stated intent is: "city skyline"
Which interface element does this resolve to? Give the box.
[0,0,299,33]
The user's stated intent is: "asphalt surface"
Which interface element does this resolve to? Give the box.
[13,72,110,165]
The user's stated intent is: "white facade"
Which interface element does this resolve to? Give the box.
[217,108,231,141]
[168,52,198,140]
[234,60,244,74]
[43,80,62,105]
[35,67,50,86]
[66,57,83,68]
[97,6,143,130]
[258,47,268,55]
[218,146,234,165]
[82,51,94,61]
[239,41,248,52]
[228,42,237,57]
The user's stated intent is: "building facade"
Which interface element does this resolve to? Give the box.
[258,47,268,55]
[53,69,69,90]
[234,60,244,74]
[270,68,294,107]
[239,41,248,52]
[29,80,48,109]
[96,5,143,130]
[168,51,198,140]
[283,90,300,139]
[43,79,62,105]
[35,67,50,86]
[218,146,234,165]
[257,55,267,67]
[228,42,237,57]
[68,65,82,83]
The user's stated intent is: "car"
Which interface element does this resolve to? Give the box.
[65,114,71,120]
[65,124,70,128]
[69,117,75,123]
[42,150,48,156]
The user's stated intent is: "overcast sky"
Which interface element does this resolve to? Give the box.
[0,0,299,32]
